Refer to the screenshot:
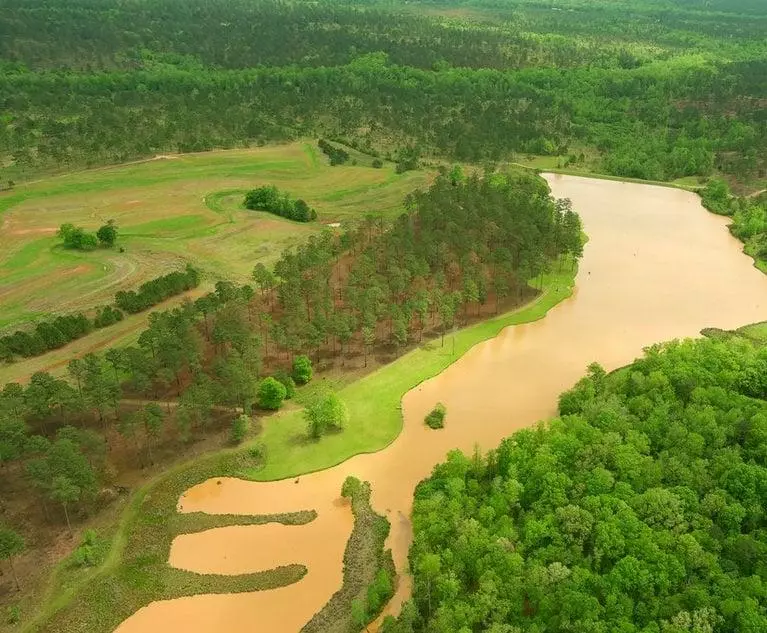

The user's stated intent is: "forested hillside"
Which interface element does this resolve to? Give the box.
[385,336,767,632]
[0,0,765,183]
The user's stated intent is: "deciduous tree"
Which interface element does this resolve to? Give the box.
[0,525,25,590]
[257,377,287,411]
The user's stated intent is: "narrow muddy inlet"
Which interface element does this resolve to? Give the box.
[115,175,767,633]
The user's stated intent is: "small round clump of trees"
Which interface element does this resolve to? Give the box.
[58,221,118,250]
[424,403,446,429]
[244,185,317,222]
[257,377,287,410]
[292,355,313,385]
[58,223,98,250]
[305,391,349,440]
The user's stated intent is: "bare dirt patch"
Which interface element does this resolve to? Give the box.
[8,227,58,236]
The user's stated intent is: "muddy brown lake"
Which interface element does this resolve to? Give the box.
[115,174,767,632]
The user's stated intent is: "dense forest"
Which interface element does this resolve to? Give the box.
[0,170,580,541]
[0,0,765,183]
[383,336,767,632]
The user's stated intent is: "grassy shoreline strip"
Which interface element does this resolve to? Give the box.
[247,256,579,482]
[542,167,700,191]
[302,477,394,633]
[25,254,579,633]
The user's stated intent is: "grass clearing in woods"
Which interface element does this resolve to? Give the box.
[0,142,429,383]
[0,141,429,339]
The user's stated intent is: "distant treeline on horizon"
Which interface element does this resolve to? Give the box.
[0,0,764,184]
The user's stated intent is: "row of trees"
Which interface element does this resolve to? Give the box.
[114,265,200,314]
[0,313,92,361]
[0,310,123,361]
[93,305,124,329]
[0,266,200,363]
[318,139,350,166]
[383,336,767,632]
[243,186,317,223]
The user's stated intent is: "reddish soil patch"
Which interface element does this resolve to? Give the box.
[8,227,58,236]
[64,264,90,276]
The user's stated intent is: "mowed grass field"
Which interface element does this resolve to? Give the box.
[0,142,430,378]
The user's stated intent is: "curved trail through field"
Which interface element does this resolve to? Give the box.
[51,254,140,312]
[115,174,767,633]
